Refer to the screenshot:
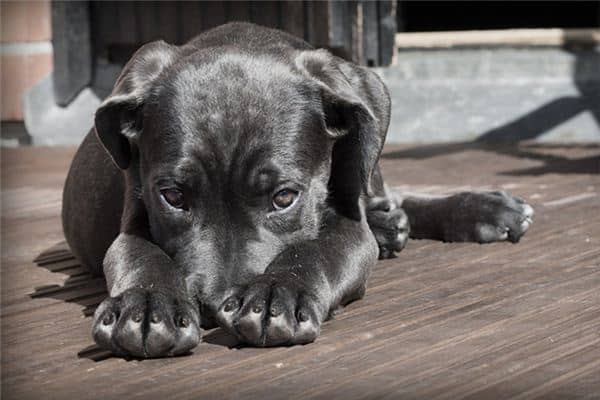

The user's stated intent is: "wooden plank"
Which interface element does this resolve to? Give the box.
[327,0,355,61]
[117,1,138,45]
[155,2,179,44]
[377,0,396,66]
[135,1,159,44]
[201,2,226,31]
[250,1,280,29]
[280,1,305,39]
[351,0,363,64]
[180,1,203,41]
[227,1,251,22]
[51,1,92,106]
[362,0,379,66]
[305,0,330,47]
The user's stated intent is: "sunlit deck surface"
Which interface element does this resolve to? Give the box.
[2,142,599,399]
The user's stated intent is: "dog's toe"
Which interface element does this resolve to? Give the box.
[92,288,201,358]
[444,191,534,244]
[217,275,322,347]
[113,311,145,357]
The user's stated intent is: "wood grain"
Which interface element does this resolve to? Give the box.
[1,143,599,399]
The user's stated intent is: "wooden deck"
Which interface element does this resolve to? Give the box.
[1,143,599,399]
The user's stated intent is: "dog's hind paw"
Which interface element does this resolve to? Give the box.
[366,197,410,259]
[92,288,200,358]
[444,191,534,244]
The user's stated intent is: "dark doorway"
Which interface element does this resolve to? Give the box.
[398,1,600,32]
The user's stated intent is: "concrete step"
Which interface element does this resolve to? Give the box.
[375,48,600,143]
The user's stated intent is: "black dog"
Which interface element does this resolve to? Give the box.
[62,23,533,358]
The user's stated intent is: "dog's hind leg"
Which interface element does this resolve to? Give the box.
[62,130,125,275]
[367,164,534,256]
[400,190,534,244]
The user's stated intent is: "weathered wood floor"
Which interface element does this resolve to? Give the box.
[1,143,599,399]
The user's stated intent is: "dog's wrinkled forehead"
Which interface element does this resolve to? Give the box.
[143,52,329,178]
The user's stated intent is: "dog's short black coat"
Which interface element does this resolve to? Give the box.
[62,22,534,358]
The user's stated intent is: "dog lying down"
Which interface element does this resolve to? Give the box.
[62,22,534,358]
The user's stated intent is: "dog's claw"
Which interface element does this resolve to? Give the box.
[297,310,309,322]
[131,312,143,323]
[223,299,237,313]
[102,313,114,325]
[150,312,161,324]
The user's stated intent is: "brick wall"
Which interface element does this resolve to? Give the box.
[1,0,53,121]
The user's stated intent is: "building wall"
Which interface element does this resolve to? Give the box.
[1,0,53,121]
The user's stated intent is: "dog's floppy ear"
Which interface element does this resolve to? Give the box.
[95,41,179,169]
[296,49,389,219]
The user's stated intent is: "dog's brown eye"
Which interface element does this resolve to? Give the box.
[273,189,298,210]
[161,188,186,209]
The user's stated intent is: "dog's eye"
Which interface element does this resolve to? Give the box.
[160,188,187,210]
[272,189,298,210]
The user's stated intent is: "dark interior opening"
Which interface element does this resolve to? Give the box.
[398,1,600,32]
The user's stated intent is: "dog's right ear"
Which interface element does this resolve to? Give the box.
[94,41,179,169]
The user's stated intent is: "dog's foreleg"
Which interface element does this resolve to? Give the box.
[216,214,378,347]
[91,233,201,358]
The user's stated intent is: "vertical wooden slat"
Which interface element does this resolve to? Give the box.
[377,0,397,66]
[118,1,138,45]
[135,1,159,44]
[250,1,280,28]
[362,0,380,66]
[180,1,203,41]
[396,0,405,33]
[90,1,117,60]
[156,2,179,44]
[102,1,123,46]
[107,1,138,64]
[228,1,251,22]
[280,1,305,39]
[174,1,184,44]
[306,0,330,47]
[89,1,103,59]
[303,1,312,42]
[328,1,356,61]
[51,1,92,106]
[352,1,364,64]
[201,2,226,31]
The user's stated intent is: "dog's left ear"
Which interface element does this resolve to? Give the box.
[95,41,180,169]
[296,49,389,219]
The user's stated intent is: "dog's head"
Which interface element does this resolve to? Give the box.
[94,40,386,298]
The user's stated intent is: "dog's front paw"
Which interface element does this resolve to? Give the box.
[446,191,534,243]
[216,274,323,347]
[92,288,200,358]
